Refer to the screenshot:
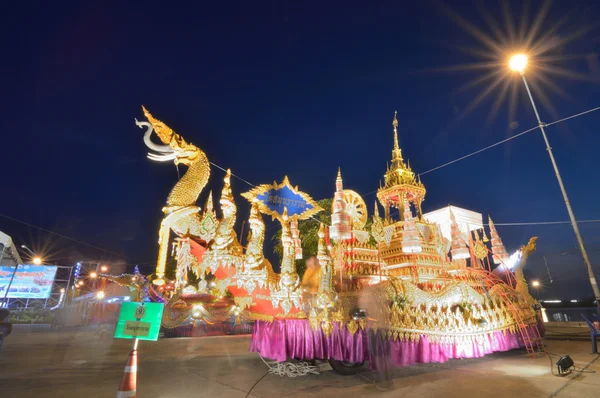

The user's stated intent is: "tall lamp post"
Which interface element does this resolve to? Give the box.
[509,54,600,309]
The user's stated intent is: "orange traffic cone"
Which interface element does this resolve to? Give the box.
[117,349,137,398]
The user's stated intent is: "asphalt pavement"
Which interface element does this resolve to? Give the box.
[0,325,598,397]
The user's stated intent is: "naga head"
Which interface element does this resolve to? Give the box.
[136,106,201,166]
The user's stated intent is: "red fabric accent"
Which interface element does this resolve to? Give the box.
[189,239,207,263]
[213,265,236,280]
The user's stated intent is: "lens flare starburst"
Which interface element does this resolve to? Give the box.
[435,0,598,125]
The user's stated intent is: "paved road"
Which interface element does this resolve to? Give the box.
[0,325,598,397]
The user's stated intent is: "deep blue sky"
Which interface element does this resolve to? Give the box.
[2,0,600,299]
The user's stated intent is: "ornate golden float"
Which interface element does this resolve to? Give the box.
[134,107,543,373]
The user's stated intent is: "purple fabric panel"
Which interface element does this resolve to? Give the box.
[250,320,368,362]
[251,320,537,367]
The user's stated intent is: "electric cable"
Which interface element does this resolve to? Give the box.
[0,213,140,261]
[419,105,600,176]
[210,160,329,226]
[420,125,540,176]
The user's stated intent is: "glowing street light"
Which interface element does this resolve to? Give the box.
[508,54,528,73]
[90,272,98,279]
[531,280,540,288]
[21,245,43,265]
[95,291,105,299]
[100,265,108,272]
[78,281,84,286]
[510,53,600,309]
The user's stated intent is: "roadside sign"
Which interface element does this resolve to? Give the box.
[114,302,164,341]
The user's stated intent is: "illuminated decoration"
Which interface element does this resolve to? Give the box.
[136,107,210,286]
[134,107,543,368]
[174,238,197,290]
[309,223,339,335]
[315,224,336,310]
[100,267,162,302]
[343,190,368,230]
[269,208,302,315]
[353,230,369,244]
[242,176,322,222]
[330,169,352,241]
[473,231,488,260]
[371,201,385,244]
[202,169,244,274]
[290,219,302,259]
[198,192,218,242]
[450,208,470,260]
[236,203,278,294]
[505,250,523,270]
[377,111,426,224]
[402,196,422,253]
[489,216,510,264]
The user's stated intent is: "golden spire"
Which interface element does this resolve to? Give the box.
[205,191,214,214]
[392,110,399,150]
[221,169,233,201]
[390,111,404,166]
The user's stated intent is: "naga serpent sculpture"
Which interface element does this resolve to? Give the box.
[135,106,210,285]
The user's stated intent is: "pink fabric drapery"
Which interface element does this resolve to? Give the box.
[250,319,536,368]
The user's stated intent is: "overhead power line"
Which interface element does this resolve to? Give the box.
[420,105,600,176]
[484,219,600,226]
[0,213,138,261]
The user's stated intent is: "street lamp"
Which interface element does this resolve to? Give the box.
[100,265,108,273]
[90,272,98,279]
[531,280,540,288]
[510,53,600,309]
[21,245,43,265]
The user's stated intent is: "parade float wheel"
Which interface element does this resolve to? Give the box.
[328,359,365,375]
[342,190,368,230]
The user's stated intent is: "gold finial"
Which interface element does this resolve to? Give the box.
[318,222,326,238]
[373,200,380,218]
[205,191,214,213]
[221,169,233,200]
[392,110,399,150]
[282,206,289,221]
[337,167,342,180]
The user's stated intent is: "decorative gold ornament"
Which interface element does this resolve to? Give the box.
[342,190,368,230]
[474,241,488,260]
[269,208,302,315]
[237,203,278,294]
[346,320,359,335]
[241,176,323,222]
[203,169,244,273]
[137,107,210,285]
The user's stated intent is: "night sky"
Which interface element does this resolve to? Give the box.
[3,0,600,299]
